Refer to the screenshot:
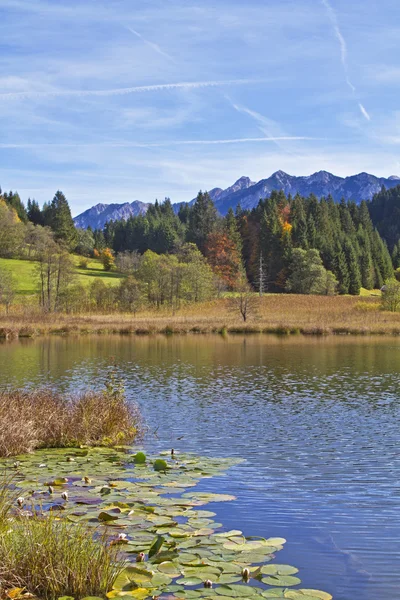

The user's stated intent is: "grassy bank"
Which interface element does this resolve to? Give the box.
[0,294,399,338]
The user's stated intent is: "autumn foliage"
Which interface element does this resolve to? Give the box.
[205,231,242,289]
[100,247,115,271]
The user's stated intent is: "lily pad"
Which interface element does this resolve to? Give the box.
[262,575,301,587]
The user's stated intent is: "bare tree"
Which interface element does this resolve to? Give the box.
[230,270,258,322]
[35,235,75,312]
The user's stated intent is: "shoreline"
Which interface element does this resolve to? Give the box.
[1,295,399,339]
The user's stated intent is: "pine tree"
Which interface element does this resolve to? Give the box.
[187,191,218,253]
[344,240,362,295]
[333,241,350,294]
[291,194,308,248]
[45,191,77,250]
[392,241,400,269]
[27,198,44,226]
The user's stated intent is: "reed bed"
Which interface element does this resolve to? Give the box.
[0,295,399,337]
[0,387,143,458]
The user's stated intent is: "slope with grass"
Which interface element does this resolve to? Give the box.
[0,256,124,297]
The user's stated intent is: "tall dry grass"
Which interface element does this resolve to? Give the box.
[0,294,399,337]
[0,386,143,457]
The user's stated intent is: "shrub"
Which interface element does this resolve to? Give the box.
[381,278,400,312]
[0,511,122,599]
[354,301,380,312]
[0,374,143,457]
[78,256,89,269]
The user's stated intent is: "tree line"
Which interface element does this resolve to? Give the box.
[101,190,395,295]
[0,184,398,313]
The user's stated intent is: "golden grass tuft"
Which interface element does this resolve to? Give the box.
[0,386,143,458]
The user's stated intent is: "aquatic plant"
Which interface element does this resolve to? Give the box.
[0,447,333,600]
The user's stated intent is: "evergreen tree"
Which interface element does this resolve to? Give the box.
[291,194,308,248]
[333,241,350,294]
[27,198,44,226]
[44,191,77,250]
[344,240,362,295]
[186,191,218,253]
[392,241,400,269]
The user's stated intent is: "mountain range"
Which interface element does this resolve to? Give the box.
[73,170,400,229]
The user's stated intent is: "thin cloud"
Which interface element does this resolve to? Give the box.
[127,27,176,63]
[321,0,371,121]
[0,79,266,101]
[359,103,371,121]
[229,99,307,154]
[321,0,355,93]
[0,137,321,149]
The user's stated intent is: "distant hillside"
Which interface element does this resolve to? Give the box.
[73,171,400,227]
[74,201,149,229]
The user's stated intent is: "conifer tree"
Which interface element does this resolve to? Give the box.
[187,191,218,253]
[344,240,362,295]
[27,198,44,226]
[45,191,77,250]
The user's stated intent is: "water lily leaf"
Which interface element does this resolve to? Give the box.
[148,535,165,559]
[215,584,258,597]
[216,574,242,584]
[261,565,299,576]
[150,550,179,563]
[153,459,168,472]
[133,452,147,464]
[183,493,236,503]
[107,589,149,599]
[285,593,332,600]
[157,561,181,576]
[113,567,153,591]
[98,511,119,522]
[176,577,204,586]
[265,538,286,547]
[262,575,301,587]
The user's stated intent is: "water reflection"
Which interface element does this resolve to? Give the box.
[1,334,400,600]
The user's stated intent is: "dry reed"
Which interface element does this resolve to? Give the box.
[0,387,143,458]
[0,295,399,337]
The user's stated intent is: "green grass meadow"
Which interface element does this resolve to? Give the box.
[0,256,124,297]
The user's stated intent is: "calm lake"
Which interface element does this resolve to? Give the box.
[1,334,399,600]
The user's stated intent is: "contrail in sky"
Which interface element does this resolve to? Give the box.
[127,27,176,63]
[321,0,371,121]
[0,137,322,149]
[0,79,266,101]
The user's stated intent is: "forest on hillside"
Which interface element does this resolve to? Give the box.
[0,184,399,313]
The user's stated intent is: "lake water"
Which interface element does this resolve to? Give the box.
[1,334,399,600]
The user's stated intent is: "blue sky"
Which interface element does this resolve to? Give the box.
[0,0,399,215]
